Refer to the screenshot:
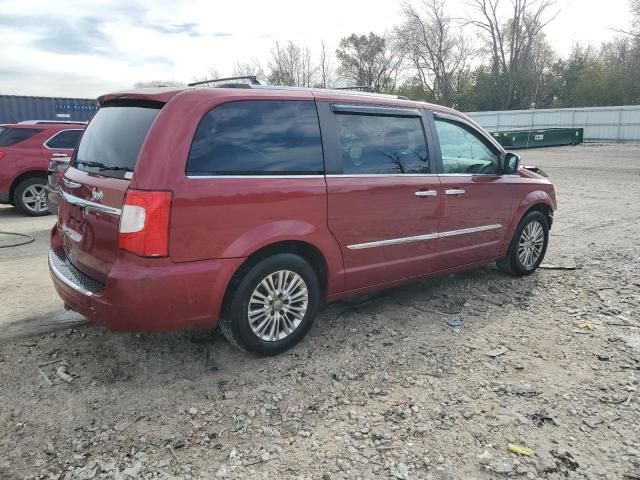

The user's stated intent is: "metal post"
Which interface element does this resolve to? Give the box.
[616,107,623,143]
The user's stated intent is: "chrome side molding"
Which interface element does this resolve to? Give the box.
[346,224,503,250]
[348,232,439,250]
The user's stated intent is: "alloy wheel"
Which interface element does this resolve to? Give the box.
[248,270,309,342]
[518,221,545,268]
[22,184,48,214]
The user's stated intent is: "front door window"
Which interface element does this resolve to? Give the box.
[435,119,500,175]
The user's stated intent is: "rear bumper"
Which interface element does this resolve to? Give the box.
[49,226,244,332]
[0,191,9,203]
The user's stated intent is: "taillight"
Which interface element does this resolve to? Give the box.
[0,151,5,160]
[118,190,172,257]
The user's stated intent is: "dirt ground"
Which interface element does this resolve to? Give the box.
[0,144,639,480]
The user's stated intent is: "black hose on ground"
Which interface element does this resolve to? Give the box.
[0,231,36,248]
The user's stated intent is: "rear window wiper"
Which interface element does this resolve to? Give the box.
[97,165,132,172]
[76,160,132,172]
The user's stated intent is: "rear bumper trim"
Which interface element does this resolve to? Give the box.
[48,250,105,296]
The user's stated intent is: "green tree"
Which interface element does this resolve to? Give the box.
[335,33,403,92]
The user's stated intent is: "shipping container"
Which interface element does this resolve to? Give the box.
[468,105,640,143]
[490,128,584,148]
[0,95,98,124]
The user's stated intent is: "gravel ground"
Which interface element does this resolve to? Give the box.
[0,144,639,480]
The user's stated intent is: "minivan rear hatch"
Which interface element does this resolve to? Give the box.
[58,101,161,283]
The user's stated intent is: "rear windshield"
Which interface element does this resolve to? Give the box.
[0,127,43,146]
[72,105,160,179]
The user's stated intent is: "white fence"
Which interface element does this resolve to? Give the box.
[466,105,640,143]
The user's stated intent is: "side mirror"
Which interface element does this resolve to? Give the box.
[502,152,520,174]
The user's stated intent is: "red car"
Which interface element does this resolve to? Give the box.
[49,83,556,355]
[0,121,85,215]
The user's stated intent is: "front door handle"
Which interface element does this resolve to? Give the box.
[445,188,466,195]
[415,190,438,197]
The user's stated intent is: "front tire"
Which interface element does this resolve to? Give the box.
[14,177,49,216]
[497,211,549,276]
[219,253,320,356]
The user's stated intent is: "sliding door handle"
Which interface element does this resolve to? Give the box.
[445,188,466,195]
[415,189,438,197]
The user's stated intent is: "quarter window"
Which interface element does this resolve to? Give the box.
[45,129,83,149]
[187,100,324,175]
[334,113,429,174]
[435,119,500,174]
[0,127,43,147]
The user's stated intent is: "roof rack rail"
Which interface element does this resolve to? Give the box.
[188,75,261,87]
[185,80,412,101]
[334,86,375,93]
[17,120,88,125]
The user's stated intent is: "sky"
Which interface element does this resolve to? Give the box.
[0,0,634,98]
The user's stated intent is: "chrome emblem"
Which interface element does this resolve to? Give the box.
[90,188,103,202]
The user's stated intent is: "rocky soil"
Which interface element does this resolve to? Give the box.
[0,144,639,479]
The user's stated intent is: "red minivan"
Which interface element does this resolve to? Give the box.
[0,122,85,215]
[49,82,556,355]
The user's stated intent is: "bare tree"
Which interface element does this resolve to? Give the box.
[318,41,334,88]
[231,61,266,80]
[630,0,640,35]
[191,67,222,84]
[267,41,317,87]
[398,0,471,106]
[335,32,404,92]
[466,0,558,109]
[134,80,185,88]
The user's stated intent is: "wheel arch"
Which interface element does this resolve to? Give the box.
[220,240,330,317]
[502,190,555,255]
[10,170,47,204]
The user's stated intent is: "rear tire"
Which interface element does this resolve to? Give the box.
[219,253,320,356]
[497,211,549,276]
[14,177,49,216]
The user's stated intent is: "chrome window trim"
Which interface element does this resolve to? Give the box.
[346,224,503,250]
[331,104,422,117]
[326,173,437,178]
[438,173,520,177]
[48,251,94,297]
[43,129,83,150]
[59,189,121,216]
[186,174,325,179]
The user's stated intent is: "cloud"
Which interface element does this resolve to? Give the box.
[132,56,175,68]
[0,14,115,57]
[31,18,114,56]
[143,21,201,37]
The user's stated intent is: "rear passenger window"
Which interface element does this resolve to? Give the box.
[187,100,324,175]
[0,128,43,147]
[45,130,83,149]
[335,114,429,174]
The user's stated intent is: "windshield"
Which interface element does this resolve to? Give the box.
[72,105,160,179]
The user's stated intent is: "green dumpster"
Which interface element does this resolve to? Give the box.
[490,128,584,149]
